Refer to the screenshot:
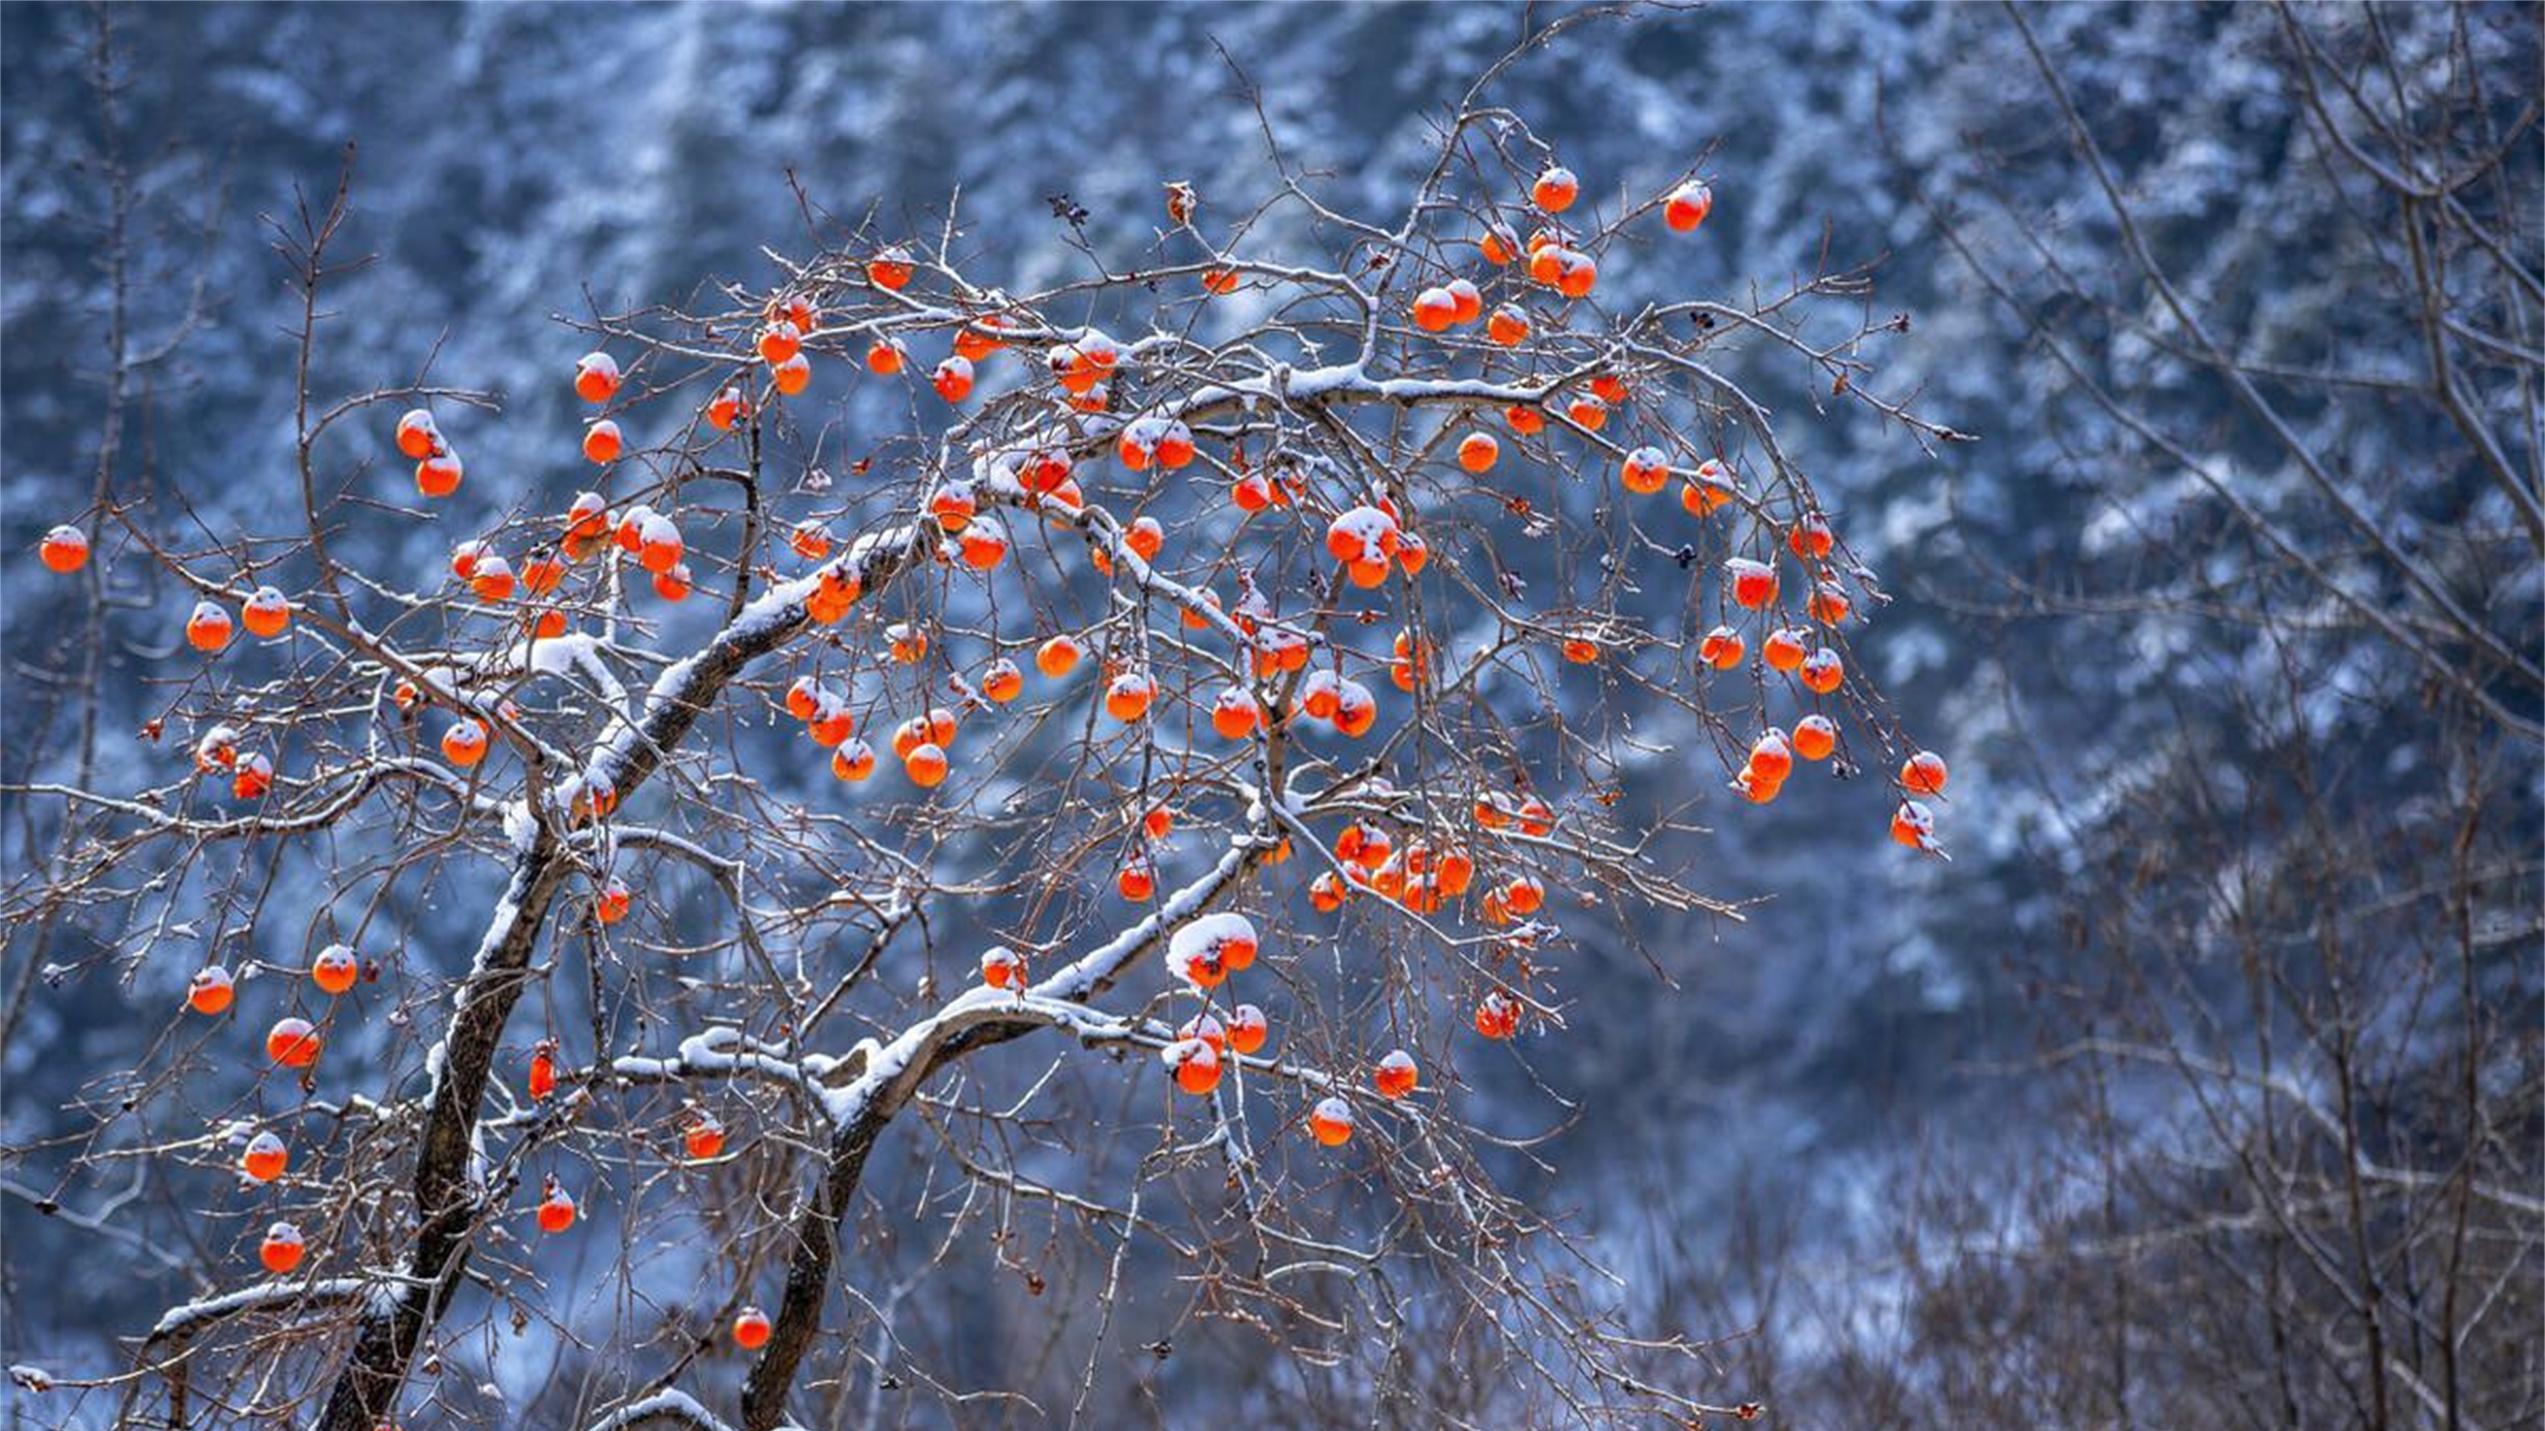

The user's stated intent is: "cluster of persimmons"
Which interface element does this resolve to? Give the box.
[37,141,1945,1363]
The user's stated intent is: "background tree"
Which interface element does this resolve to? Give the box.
[1702,4,2543,1426]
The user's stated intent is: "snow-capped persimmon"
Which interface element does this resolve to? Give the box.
[1682,459,1740,516]
[1700,625,1745,671]
[1396,529,1430,576]
[903,742,950,787]
[1324,504,1401,566]
[1486,304,1530,346]
[954,323,1003,362]
[1446,278,1483,325]
[757,321,801,366]
[441,718,489,768]
[1478,225,1519,265]
[1309,870,1351,912]
[1213,918,1259,972]
[1082,327,1125,373]
[1527,239,1565,287]
[528,1041,558,1101]
[806,566,859,622]
[1891,799,1939,852]
[1473,989,1521,1041]
[1762,628,1806,671]
[788,521,832,562]
[1749,730,1795,785]
[1799,647,1844,695]
[733,1306,772,1351]
[39,524,89,574]
[1664,181,1715,232]
[867,245,915,290]
[634,513,683,575]
[394,408,441,459]
[1373,1049,1419,1100]
[1335,820,1392,870]
[888,623,928,665]
[1900,750,1949,797]
[1116,856,1157,904]
[565,491,611,545]
[929,484,977,533]
[186,601,234,654]
[1163,1037,1222,1095]
[241,586,292,639]
[1330,678,1378,737]
[707,385,749,432]
[683,1112,727,1162]
[1793,714,1839,762]
[266,1016,322,1070]
[188,965,235,1016]
[980,947,1026,991]
[979,659,1024,704]
[1734,764,1784,805]
[1564,393,1609,431]
[830,739,876,782]
[932,355,974,403]
[1104,670,1156,722]
[957,519,1009,570]
[863,339,905,376]
[1411,286,1458,332]
[1620,446,1669,495]
[1726,558,1778,610]
[651,563,693,603]
[1557,249,1601,298]
[1178,1012,1227,1053]
[1123,514,1166,562]
[416,453,464,499]
[469,555,516,603]
[1458,432,1499,473]
[519,556,565,597]
[1516,795,1555,837]
[259,1221,306,1275]
[201,726,241,772]
[311,944,360,996]
[807,698,855,749]
[535,1181,577,1234]
[450,539,488,581]
[1433,847,1476,897]
[595,879,632,925]
[1808,582,1854,625]
[1531,165,1580,213]
[1226,1003,1269,1056]
[232,752,275,801]
[241,1131,288,1184]
[1308,1096,1356,1147]
[574,351,621,403]
[1788,514,1835,561]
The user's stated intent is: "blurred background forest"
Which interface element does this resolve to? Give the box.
[2,2,2537,1426]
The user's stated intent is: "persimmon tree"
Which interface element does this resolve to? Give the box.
[6,53,1961,1431]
